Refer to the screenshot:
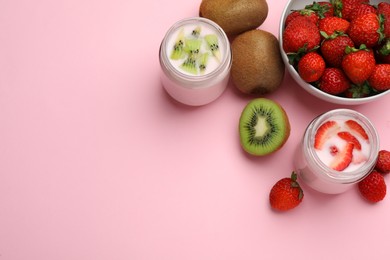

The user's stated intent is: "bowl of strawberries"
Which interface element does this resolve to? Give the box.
[279,0,390,105]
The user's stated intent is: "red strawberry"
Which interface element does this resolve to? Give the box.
[337,131,362,150]
[349,3,377,21]
[378,2,390,38]
[368,64,390,91]
[348,13,384,48]
[283,16,321,53]
[330,142,354,171]
[319,68,351,95]
[358,171,387,203]
[320,34,354,68]
[318,17,350,38]
[342,46,376,85]
[285,9,319,27]
[314,120,340,149]
[333,0,369,21]
[305,1,334,18]
[345,119,369,140]
[375,150,390,174]
[269,172,304,211]
[298,52,326,82]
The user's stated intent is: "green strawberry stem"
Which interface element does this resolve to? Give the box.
[290,172,304,200]
[305,1,330,19]
[379,39,390,56]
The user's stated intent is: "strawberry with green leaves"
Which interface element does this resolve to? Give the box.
[298,52,326,82]
[368,64,390,91]
[348,12,385,48]
[319,68,351,95]
[285,9,319,28]
[269,172,304,211]
[283,15,321,54]
[320,33,354,68]
[341,45,376,85]
[318,17,350,38]
[332,0,369,21]
[358,171,387,203]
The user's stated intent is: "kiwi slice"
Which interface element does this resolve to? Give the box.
[184,38,202,56]
[198,52,209,74]
[239,98,290,156]
[180,56,198,75]
[191,26,202,38]
[170,28,185,60]
[204,34,221,61]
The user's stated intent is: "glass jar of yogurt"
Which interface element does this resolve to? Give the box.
[159,17,232,106]
[294,109,379,194]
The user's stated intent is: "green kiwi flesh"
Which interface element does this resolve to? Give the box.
[198,52,209,74]
[204,34,221,61]
[239,98,290,156]
[170,28,185,60]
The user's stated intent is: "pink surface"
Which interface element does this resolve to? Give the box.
[1,1,390,259]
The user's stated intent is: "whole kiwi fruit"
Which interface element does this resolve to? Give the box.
[231,29,285,95]
[199,0,268,37]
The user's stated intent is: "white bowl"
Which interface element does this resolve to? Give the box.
[279,0,389,105]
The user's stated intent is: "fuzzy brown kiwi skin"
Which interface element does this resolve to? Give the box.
[231,29,285,96]
[199,0,268,38]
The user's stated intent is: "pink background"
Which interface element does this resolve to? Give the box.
[1,0,390,259]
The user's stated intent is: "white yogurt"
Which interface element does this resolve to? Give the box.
[159,17,232,106]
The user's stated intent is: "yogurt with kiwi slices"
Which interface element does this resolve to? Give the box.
[159,17,232,106]
[166,22,224,75]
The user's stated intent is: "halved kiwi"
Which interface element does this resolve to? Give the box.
[239,98,290,156]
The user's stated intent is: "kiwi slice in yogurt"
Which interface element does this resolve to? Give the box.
[191,26,202,38]
[204,34,221,62]
[198,52,209,74]
[170,28,185,60]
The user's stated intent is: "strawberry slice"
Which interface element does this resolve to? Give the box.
[314,120,340,149]
[337,131,362,150]
[330,142,354,171]
[345,120,369,141]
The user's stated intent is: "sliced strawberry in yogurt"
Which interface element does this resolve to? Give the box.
[337,131,361,150]
[345,120,369,141]
[330,142,354,171]
[314,120,340,150]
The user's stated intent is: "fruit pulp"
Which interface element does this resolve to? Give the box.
[294,109,379,194]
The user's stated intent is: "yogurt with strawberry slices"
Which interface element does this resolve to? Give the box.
[294,109,379,194]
